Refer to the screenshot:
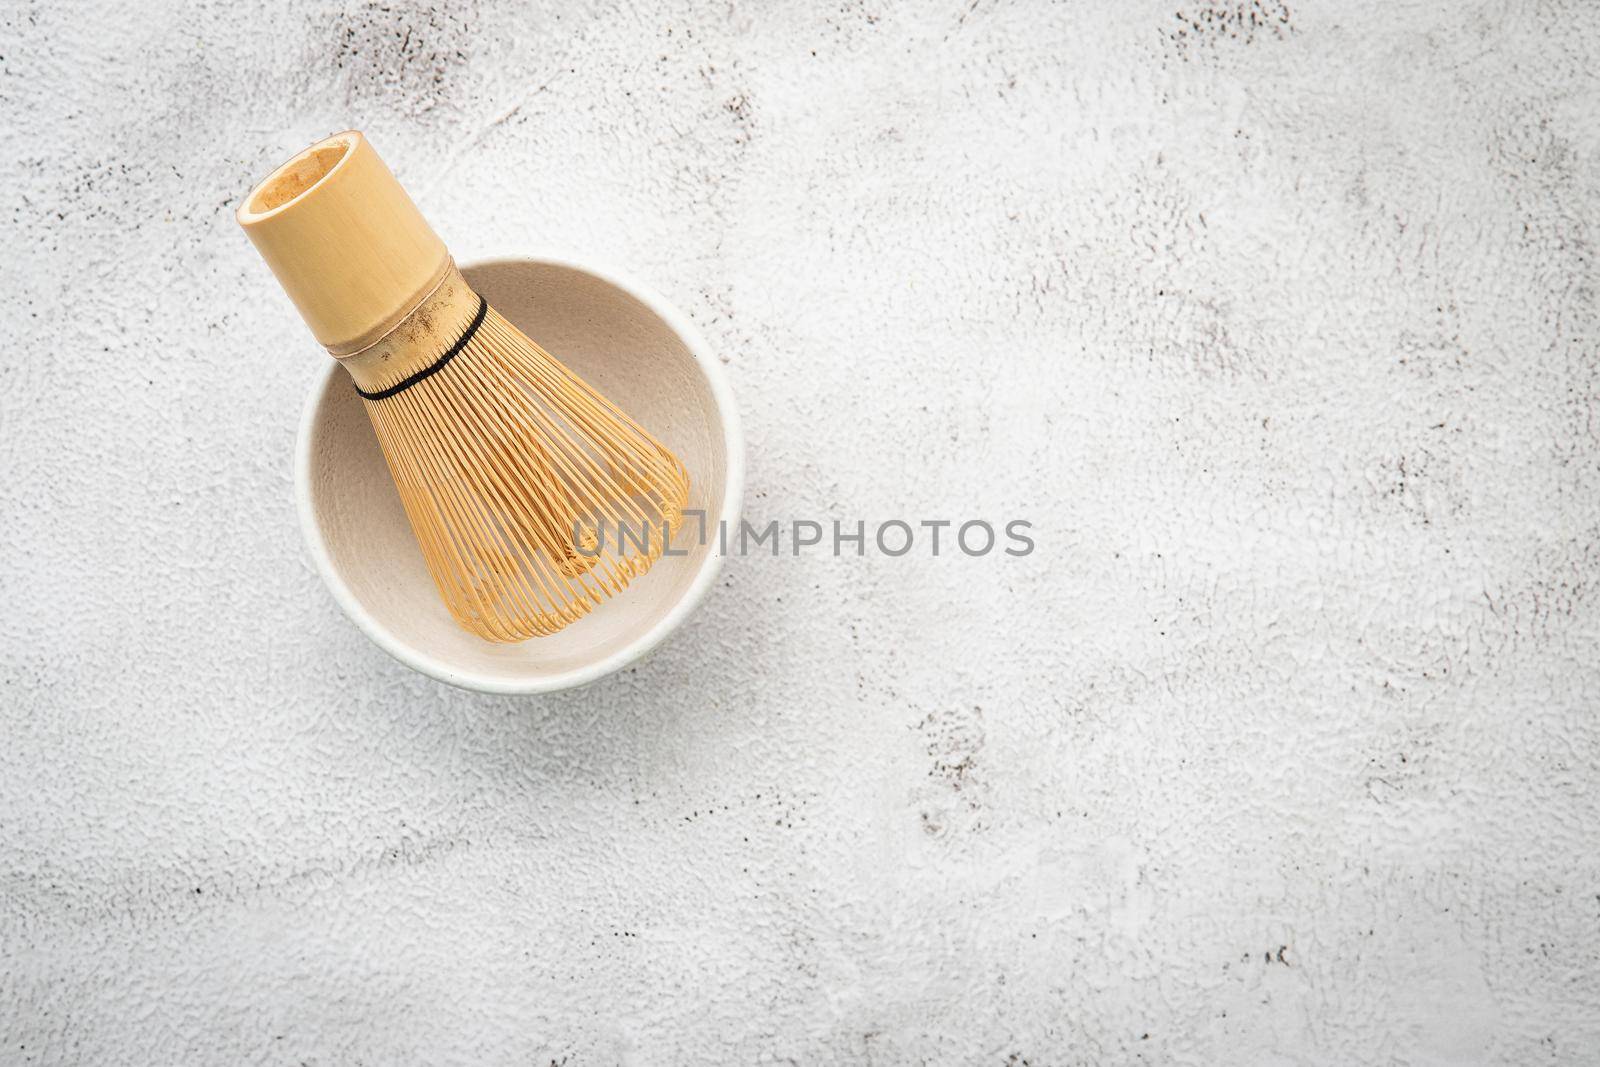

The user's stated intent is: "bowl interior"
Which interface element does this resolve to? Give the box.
[301,258,731,689]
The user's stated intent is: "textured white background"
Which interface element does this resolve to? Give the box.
[3,0,1599,1063]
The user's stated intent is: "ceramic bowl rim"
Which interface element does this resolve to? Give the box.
[292,253,745,694]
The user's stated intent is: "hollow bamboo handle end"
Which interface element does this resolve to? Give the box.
[237,131,449,355]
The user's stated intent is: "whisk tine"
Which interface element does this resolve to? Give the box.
[355,299,688,642]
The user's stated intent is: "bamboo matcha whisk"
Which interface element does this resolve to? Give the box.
[238,131,689,642]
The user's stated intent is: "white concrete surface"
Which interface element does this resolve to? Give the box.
[3,0,1598,1063]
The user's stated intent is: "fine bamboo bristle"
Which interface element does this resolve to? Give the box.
[360,302,689,642]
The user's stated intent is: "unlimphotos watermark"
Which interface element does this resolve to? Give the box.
[574,513,1035,558]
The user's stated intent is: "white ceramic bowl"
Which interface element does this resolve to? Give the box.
[295,256,743,693]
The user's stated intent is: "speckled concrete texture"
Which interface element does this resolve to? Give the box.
[3,0,1599,1063]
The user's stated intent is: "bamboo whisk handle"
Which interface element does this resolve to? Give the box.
[237,130,450,356]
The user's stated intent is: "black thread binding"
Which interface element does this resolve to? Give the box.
[356,295,489,401]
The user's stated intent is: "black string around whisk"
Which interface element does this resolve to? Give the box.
[355,295,489,401]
